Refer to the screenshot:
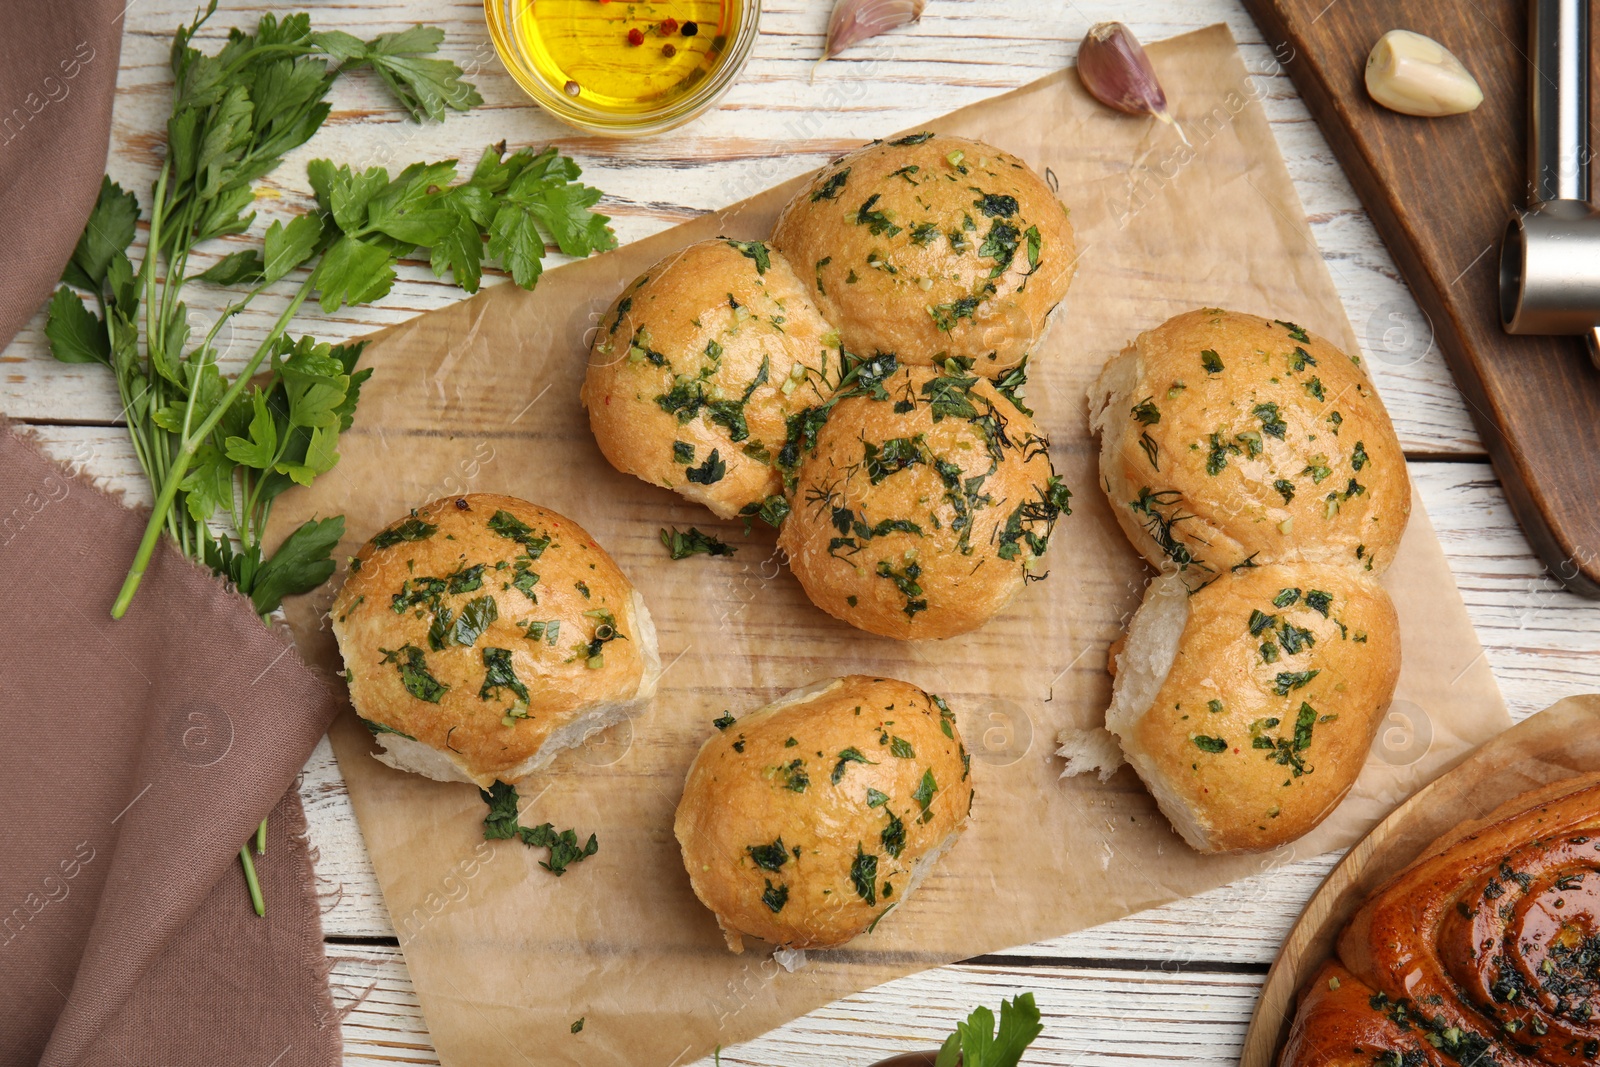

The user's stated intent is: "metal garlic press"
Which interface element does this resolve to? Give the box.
[1499,0,1600,367]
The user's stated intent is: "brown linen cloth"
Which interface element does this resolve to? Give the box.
[0,424,343,1066]
[0,0,124,350]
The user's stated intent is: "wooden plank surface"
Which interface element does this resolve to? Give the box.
[1241,0,1600,595]
[4,1,1598,1064]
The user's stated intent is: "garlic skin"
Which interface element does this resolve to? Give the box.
[1364,29,1483,117]
[822,0,928,61]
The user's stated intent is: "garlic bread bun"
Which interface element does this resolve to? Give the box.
[777,361,1070,640]
[331,494,660,788]
[1089,309,1409,585]
[771,133,1075,375]
[674,676,973,953]
[1106,562,1400,854]
[581,239,840,519]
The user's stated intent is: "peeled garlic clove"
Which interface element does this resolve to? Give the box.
[1365,29,1483,117]
[822,0,928,61]
[1077,22,1171,121]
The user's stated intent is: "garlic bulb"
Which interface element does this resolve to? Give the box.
[1364,30,1483,117]
[822,0,928,61]
[1077,23,1175,125]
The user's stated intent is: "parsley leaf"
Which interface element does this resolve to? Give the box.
[660,526,736,559]
[934,993,1044,1067]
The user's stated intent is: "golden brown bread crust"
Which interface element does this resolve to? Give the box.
[580,239,840,518]
[674,676,973,952]
[777,364,1070,640]
[330,494,659,787]
[1115,562,1400,854]
[1090,308,1410,585]
[1280,962,1446,1067]
[771,133,1075,375]
[1283,774,1600,1066]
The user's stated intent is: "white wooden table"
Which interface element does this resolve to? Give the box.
[7,0,1598,1062]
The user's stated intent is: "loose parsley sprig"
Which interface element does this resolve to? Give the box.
[43,5,614,914]
[934,993,1044,1067]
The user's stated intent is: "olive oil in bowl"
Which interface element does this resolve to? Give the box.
[486,0,760,135]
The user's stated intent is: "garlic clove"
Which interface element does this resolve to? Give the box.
[1077,22,1185,142]
[1364,29,1483,117]
[822,0,928,61]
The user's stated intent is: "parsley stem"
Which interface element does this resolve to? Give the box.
[255,817,267,855]
[239,844,265,916]
[110,274,316,618]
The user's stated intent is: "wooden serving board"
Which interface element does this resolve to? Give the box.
[1240,693,1600,1064]
[1240,0,1600,596]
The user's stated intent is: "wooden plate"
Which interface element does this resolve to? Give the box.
[1240,694,1600,1065]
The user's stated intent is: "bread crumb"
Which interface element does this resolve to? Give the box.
[1055,726,1125,782]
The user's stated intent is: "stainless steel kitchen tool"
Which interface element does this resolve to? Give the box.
[1499,0,1600,366]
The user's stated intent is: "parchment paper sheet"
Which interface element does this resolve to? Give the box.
[273,25,1510,1067]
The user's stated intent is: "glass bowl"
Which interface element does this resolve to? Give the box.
[485,0,762,136]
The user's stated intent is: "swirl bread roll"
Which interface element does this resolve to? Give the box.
[674,676,973,952]
[331,494,660,787]
[1089,308,1409,586]
[777,361,1071,640]
[771,132,1076,375]
[581,239,840,519]
[1283,773,1600,1065]
[1105,561,1399,853]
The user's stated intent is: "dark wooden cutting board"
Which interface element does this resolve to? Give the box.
[1241,0,1600,595]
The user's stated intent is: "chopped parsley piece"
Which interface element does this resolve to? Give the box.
[747,839,789,871]
[930,294,981,332]
[479,780,521,840]
[811,168,850,202]
[360,717,417,741]
[762,879,789,913]
[520,822,598,876]
[726,239,770,274]
[832,746,876,784]
[1253,402,1287,439]
[889,736,916,759]
[1274,669,1320,695]
[977,218,1020,277]
[1207,699,1225,714]
[1273,478,1295,504]
[973,191,1019,218]
[1192,735,1228,753]
[379,644,447,703]
[1206,432,1241,475]
[1201,349,1224,374]
[1305,589,1332,616]
[1273,588,1301,608]
[881,811,907,858]
[660,526,736,559]
[480,647,529,704]
[865,787,890,807]
[1351,440,1369,471]
[1301,456,1332,483]
[685,449,726,484]
[889,131,934,145]
[446,562,484,594]
[776,759,809,792]
[910,221,940,245]
[850,844,879,905]
[1303,376,1325,401]
[428,595,498,650]
[1276,319,1310,343]
[875,558,927,618]
[1248,609,1277,636]
[371,516,437,549]
[487,510,551,556]
[1278,621,1314,655]
[1288,346,1317,372]
[712,712,737,730]
[511,560,539,600]
[673,441,694,463]
[852,193,902,237]
[1131,397,1161,425]
[571,1018,584,1035]
[520,619,560,646]
[911,768,938,815]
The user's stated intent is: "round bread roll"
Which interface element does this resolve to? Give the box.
[331,494,660,787]
[1105,561,1399,853]
[1089,309,1409,585]
[777,362,1070,639]
[580,239,840,519]
[771,132,1075,375]
[674,676,973,952]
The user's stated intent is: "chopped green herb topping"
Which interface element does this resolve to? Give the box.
[811,168,850,202]
[520,822,598,876]
[747,839,789,871]
[1253,402,1287,439]
[881,811,906,858]
[851,845,879,905]
[371,516,437,549]
[762,879,789,913]
[1274,669,1320,695]
[379,644,447,702]
[726,239,770,274]
[832,746,876,784]
[1201,349,1224,374]
[660,526,736,559]
[1131,397,1161,425]
[685,449,727,485]
[1192,735,1228,753]
[487,510,551,556]
[1305,590,1332,616]
[480,647,529,704]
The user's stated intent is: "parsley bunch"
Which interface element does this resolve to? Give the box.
[43,4,615,914]
[45,2,616,624]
